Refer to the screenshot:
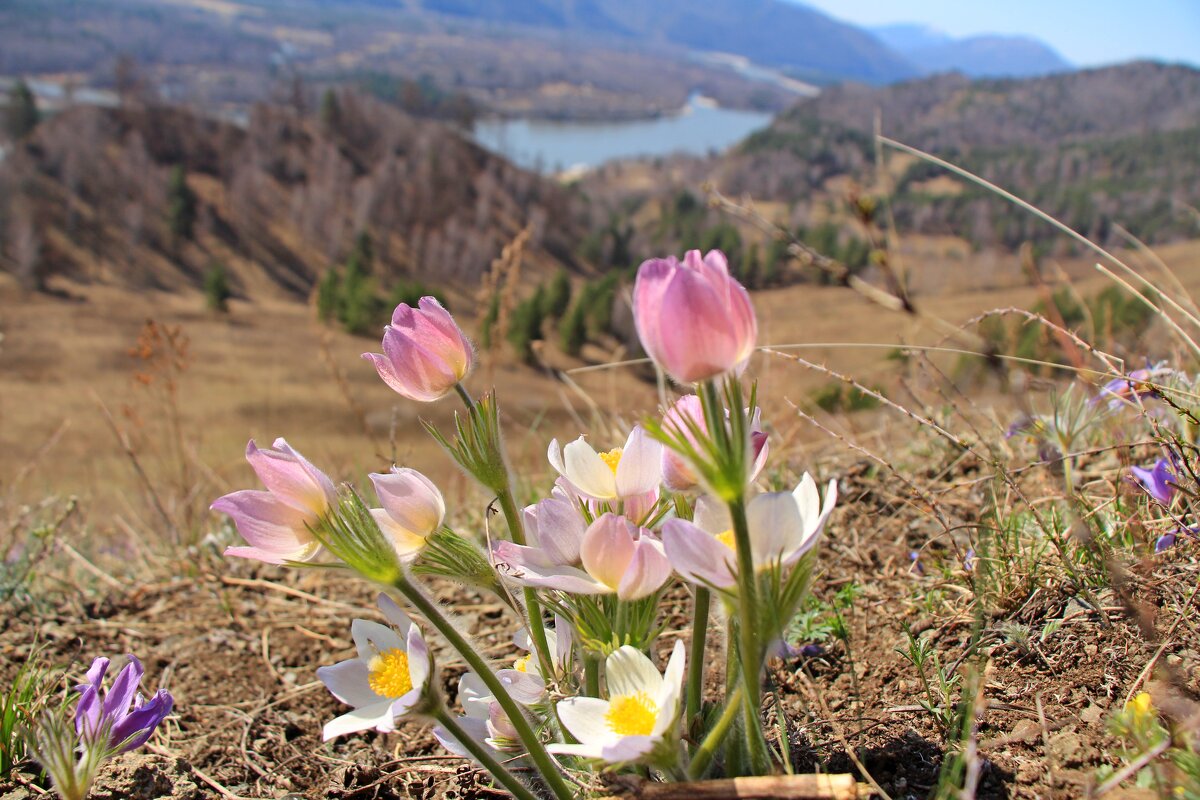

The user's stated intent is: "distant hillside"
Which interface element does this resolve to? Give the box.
[0,93,586,296]
[721,62,1200,250]
[873,25,1071,78]
[577,62,1200,263]
[414,0,919,84]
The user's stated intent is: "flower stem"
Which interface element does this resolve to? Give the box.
[454,382,474,407]
[686,587,711,724]
[584,653,601,697]
[392,577,573,800]
[687,685,743,780]
[728,495,772,774]
[432,703,541,800]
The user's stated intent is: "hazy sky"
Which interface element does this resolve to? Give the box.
[795,0,1200,68]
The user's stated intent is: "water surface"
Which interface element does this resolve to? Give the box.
[473,94,773,173]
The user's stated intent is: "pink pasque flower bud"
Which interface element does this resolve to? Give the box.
[363,297,474,402]
[368,467,446,559]
[213,438,334,564]
[633,250,757,384]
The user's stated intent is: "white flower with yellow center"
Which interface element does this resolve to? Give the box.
[317,594,432,740]
[661,474,837,590]
[548,641,685,764]
[547,426,662,503]
[513,616,574,680]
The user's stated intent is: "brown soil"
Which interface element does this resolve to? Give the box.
[2,455,1196,800]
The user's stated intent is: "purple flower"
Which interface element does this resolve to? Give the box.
[1156,525,1199,553]
[1095,368,1162,409]
[74,656,173,754]
[1004,415,1037,440]
[1131,458,1177,505]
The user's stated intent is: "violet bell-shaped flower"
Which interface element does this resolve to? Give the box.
[662,474,837,590]
[75,655,173,754]
[661,394,769,491]
[632,249,757,384]
[494,512,670,601]
[1095,365,1168,409]
[211,438,336,564]
[363,297,474,402]
[1131,457,1177,505]
[368,467,446,559]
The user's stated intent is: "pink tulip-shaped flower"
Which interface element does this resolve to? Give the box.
[661,395,770,491]
[662,474,837,590]
[369,467,446,559]
[633,250,757,384]
[494,513,670,601]
[363,297,474,402]
[212,438,336,564]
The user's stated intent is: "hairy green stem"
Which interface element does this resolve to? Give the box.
[585,653,601,697]
[687,685,744,780]
[432,703,541,800]
[686,587,711,725]
[392,577,573,800]
[728,495,772,773]
[454,382,474,407]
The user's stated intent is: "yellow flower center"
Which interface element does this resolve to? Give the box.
[367,649,413,698]
[715,529,737,550]
[1128,691,1155,719]
[513,654,532,673]
[605,691,658,737]
[599,447,623,474]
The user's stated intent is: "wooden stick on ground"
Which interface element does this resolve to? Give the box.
[597,774,872,800]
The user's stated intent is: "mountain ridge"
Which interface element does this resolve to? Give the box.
[872,24,1072,78]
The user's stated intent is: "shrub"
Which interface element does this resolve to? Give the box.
[167,165,196,241]
[203,261,233,313]
[543,269,572,319]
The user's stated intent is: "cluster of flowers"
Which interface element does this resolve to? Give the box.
[212,250,837,795]
[1008,362,1197,553]
[28,656,174,800]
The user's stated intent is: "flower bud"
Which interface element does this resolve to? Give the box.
[363,297,474,402]
[633,250,757,384]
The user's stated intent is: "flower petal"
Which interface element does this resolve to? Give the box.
[370,468,445,537]
[316,659,382,707]
[606,646,662,699]
[580,514,636,591]
[102,656,145,725]
[351,619,404,664]
[322,700,395,740]
[662,519,737,588]
[371,509,430,558]
[555,697,616,745]
[246,439,335,516]
[406,625,430,691]
[746,491,804,566]
[615,426,663,498]
[616,537,671,601]
[528,497,587,565]
[212,489,318,563]
[562,437,618,500]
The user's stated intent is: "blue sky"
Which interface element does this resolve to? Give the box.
[795,0,1200,68]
